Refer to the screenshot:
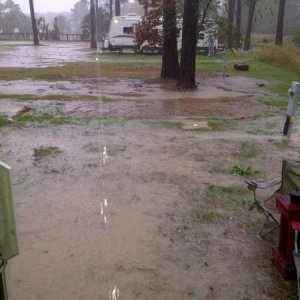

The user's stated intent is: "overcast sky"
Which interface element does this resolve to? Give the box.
[13,0,79,14]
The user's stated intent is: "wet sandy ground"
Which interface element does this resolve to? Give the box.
[1,42,299,299]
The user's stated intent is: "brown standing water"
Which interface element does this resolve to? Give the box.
[1,42,299,300]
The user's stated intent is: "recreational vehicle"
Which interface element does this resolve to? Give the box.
[103,14,218,54]
[103,14,141,51]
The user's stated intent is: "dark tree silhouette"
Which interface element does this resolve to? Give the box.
[244,0,257,50]
[235,0,241,48]
[276,0,286,45]
[227,0,235,49]
[115,0,120,16]
[29,0,39,45]
[90,0,97,49]
[109,0,113,19]
[177,0,199,89]
[160,0,179,79]
[144,0,149,16]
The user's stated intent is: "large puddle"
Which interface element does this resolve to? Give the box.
[0,41,94,67]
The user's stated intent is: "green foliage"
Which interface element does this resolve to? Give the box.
[135,0,162,48]
[231,165,260,177]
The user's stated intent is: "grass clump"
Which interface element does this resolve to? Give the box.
[15,113,70,125]
[33,146,63,161]
[208,119,222,130]
[237,141,260,158]
[205,184,253,208]
[0,115,11,127]
[257,43,300,75]
[231,165,260,177]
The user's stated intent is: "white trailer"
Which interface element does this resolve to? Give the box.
[103,14,218,54]
[103,14,141,51]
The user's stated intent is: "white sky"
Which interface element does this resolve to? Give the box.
[13,0,81,14]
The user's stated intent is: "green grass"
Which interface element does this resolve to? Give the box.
[33,146,63,161]
[0,115,11,127]
[208,118,222,130]
[15,113,71,125]
[0,61,162,81]
[205,184,254,208]
[231,165,260,177]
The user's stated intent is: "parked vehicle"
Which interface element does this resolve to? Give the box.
[103,14,141,51]
[103,14,218,55]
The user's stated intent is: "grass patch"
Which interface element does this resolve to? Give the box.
[205,184,254,208]
[34,146,63,161]
[0,115,11,127]
[231,165,260,177]
[15,113,71,125]
[192,209,224,223]
[258,43,300,75]
[0,61,161,81]
[164,121,182,129]
[261,98,287,108]
[208,118,222,130]
[237,141,260,158]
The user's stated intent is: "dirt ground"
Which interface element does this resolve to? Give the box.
[1,42,300,300]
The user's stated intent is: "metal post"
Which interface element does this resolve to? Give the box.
[283,81,300,138]
[222,48,227,77]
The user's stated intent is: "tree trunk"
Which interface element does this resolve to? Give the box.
[235,0,241,49]
[109,0,113,19]
[243,0,256,51]
[115,0,120,16]
[276,0,286,45]
[90,0,97,49]
[178,0,199,90]
[227,0,235,49]
[29,0,39,45]
[95,0,101,41]
[144,0,149,16]
[161,0,179,79]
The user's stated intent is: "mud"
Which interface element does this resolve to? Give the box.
[1,42,298,300]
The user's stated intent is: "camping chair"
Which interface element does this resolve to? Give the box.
[245,159,300,238]
[293,222,300,300]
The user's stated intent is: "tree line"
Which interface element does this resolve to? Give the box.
[27,0,296,90]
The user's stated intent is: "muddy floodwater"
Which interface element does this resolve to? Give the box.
[1,42,299,300]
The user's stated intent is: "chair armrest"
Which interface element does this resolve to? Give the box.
[245,178,281,190]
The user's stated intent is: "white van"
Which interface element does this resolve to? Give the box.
[103,14,141,51]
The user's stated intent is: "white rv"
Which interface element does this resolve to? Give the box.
[103,14,218,54]
[103,14,141,51]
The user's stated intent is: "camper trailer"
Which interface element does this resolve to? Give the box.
[177,21,218,54]
[103,14,218,54]
[103,14,141,51]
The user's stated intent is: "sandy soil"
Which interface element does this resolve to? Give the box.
[1,42,299,300]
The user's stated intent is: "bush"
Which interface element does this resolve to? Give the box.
[257,43,300,75]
